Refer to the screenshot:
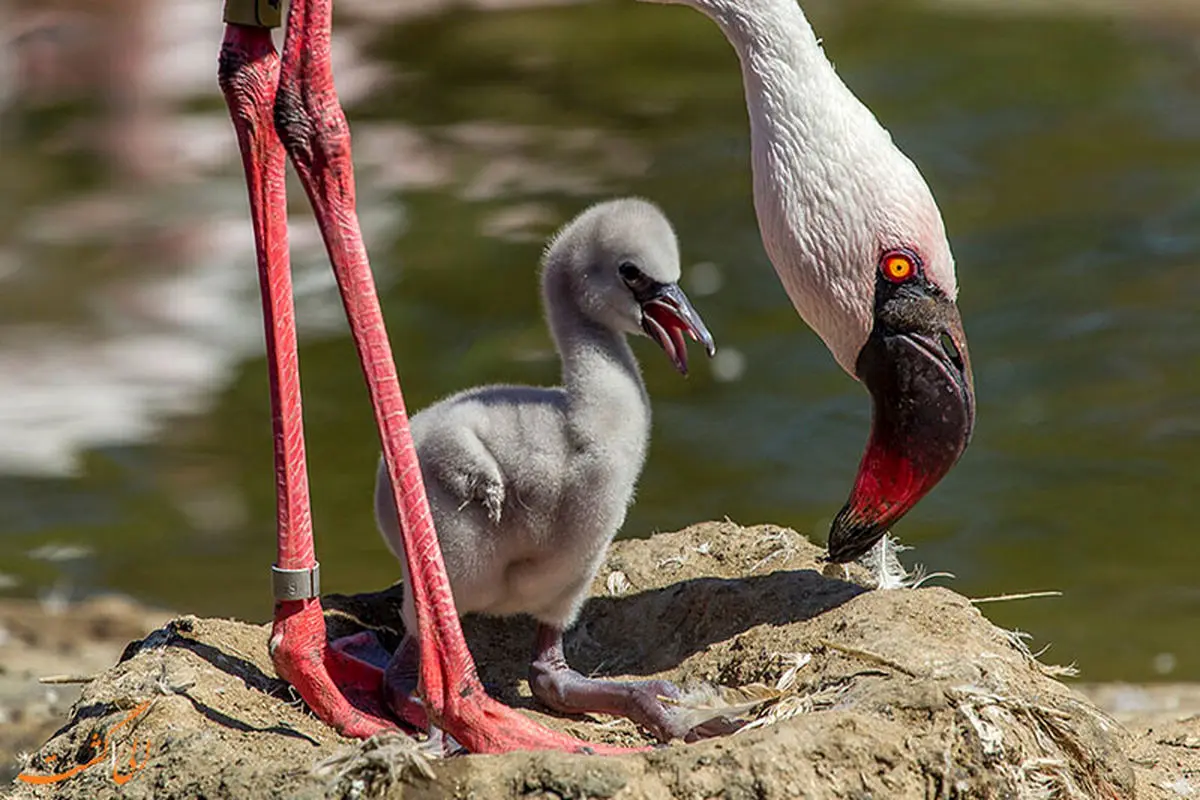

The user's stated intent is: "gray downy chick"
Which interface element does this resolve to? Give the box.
[374,197,719,742]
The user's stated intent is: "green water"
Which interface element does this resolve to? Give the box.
[0,0,1197,683]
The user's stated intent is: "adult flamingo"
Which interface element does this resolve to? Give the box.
[217,0,626,754]
[643,0,977,563]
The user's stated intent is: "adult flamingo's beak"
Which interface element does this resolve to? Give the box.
[826,286,974,563]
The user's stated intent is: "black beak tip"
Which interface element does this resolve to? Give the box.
[825,506,887,564]
[826,535,881,565]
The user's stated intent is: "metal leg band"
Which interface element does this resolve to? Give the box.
[272,562,321,600]
[224,0,283,28]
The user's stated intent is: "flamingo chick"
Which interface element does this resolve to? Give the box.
[374,198,718,742]
[643,0,977,562]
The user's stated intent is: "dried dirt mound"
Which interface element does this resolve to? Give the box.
[7,522,1195,799]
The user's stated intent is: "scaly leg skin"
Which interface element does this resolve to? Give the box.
[273,0,639,755]
[530,625,743,743]
[218,21,393,739]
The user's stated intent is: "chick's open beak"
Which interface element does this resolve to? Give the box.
[827,298,975,563]
[640,283,716,375]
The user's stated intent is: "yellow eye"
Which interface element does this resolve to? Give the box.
[881,250,917,283]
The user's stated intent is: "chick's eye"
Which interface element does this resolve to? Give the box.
[880,249,919,283]
[618,263,643,283]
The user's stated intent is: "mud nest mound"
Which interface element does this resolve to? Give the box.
[11,521,1186,799]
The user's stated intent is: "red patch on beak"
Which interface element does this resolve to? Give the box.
[841,436,939,541]
[827,435,947,564]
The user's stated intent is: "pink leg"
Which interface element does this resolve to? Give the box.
[218,21,397,739]
[272,0,637,755]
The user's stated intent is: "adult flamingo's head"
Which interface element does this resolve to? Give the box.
[641,0,975,562]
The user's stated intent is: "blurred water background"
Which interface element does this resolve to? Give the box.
[0,0,1196,682]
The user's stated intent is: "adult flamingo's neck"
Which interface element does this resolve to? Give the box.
[693,0,820,65]
[684,0,898,375]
